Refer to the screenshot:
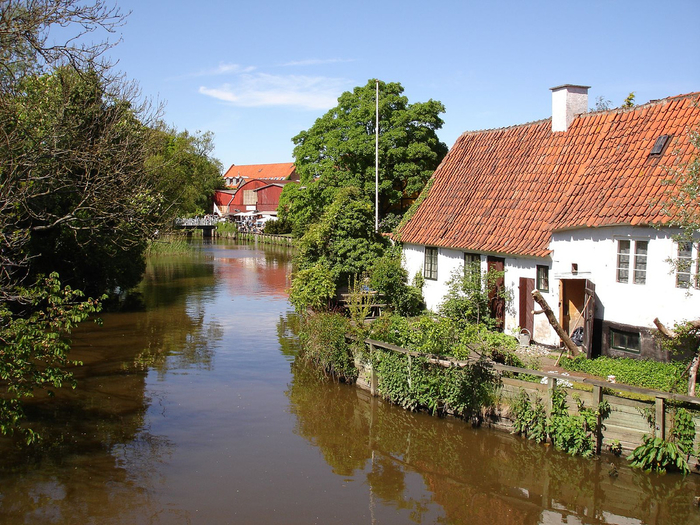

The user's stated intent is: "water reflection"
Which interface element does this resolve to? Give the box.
[2,240,699,525]
[286,359,700,525]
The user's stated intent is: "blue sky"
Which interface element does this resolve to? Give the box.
[101,0,700,170]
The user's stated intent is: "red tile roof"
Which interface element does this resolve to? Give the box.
[399,92,700,258]
[223,162,297,181]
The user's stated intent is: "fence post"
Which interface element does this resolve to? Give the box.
[655,396,666,439]
[408,354,412,390]
[369,342,377,397]
[593,385,603,454]
[546,377,557,415]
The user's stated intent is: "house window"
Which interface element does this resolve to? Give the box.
[676,242,698,289]
[536,265,549,292]
[610,328,641,354]
[464,253,480,282]
[634,241,648,284]
[617,239,648,285]
[424,247,438,280]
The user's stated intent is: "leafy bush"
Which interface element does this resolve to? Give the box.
[628,436,690,475]
[511,387,610,458]
[289,262,336,312]
[438,266,510,330]
[560,356,686,392]
[368,314,519,362]
[511,390,547,443]
[368,247,424,316]
[548,389,610,458]
[297,312,356,382]
[264,217,292,235]
[373,349,499,419]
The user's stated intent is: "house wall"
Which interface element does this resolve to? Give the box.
[550,225,699,360]
[403,243,554,342]
[403,225,699,360]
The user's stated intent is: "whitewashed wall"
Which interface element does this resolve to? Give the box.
[402,225,699,347]
[402,243,553,341]
[550,225,699,330]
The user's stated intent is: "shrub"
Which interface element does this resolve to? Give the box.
[264,217,292,235]
[297,312,356,382]
[289,262,337,312]
[373,349,499,419]
[628,436,690,475]
[368,248,424,316]
[511,387,611,458]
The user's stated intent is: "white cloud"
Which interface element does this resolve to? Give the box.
[177,63,257,79]
[282,58,355,67]
[199,73,349,110]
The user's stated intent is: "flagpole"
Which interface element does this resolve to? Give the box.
[375,79,379,233]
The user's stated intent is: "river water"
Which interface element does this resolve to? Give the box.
[1,239,699,524]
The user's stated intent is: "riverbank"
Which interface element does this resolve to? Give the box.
[343,335,700,472]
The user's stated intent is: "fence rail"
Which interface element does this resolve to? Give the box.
[357,337,700,455]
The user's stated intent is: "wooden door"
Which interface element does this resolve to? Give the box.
[519,277,535,335]
[583,280,596,358]
[487,256,506,331]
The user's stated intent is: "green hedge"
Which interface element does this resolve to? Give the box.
[559,356,687,393]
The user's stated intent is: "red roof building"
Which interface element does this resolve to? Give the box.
[400,86,700,360]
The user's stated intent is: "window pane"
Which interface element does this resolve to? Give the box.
[536,265,549,292]
[611,329,641,353]
[464,253,480,282]
[634,240,648,285]
[424,247,438,280]
[677,242,693,289]
[617,240,630,283]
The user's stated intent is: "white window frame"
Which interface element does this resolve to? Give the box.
[616,239,648,285]
[463,253,480,282]
[676,242,699,289]
[424,247,438,281]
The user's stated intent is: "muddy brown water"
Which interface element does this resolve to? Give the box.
[1,239,700,524]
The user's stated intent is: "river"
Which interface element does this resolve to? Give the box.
[1,239,699,524]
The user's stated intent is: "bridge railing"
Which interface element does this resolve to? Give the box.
[174,216,220,227]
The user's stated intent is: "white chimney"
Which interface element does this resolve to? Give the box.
[550,84,590,132]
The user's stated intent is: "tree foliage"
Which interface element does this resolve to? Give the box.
[280,79,447,234]
[147,127,224,217]
[0,1,222,440]
[294,187,386,285]
[0,273,103,443]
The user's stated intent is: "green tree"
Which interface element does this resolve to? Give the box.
[0,1,223,439]
[289,187,386,311]
[1,66,160,297]
[281,80,448,234]
[146,127,224,218]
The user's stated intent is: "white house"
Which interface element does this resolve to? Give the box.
[399,86,700,360]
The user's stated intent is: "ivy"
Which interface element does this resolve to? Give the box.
[372,348,500,420]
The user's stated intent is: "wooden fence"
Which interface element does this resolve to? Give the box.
[215,230,294,246]
[354,338,700,458]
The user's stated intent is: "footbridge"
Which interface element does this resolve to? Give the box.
[174,217,220,237]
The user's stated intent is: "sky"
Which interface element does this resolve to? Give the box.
[89,0,700,171]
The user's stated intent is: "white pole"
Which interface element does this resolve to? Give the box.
[375,79,379,233]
